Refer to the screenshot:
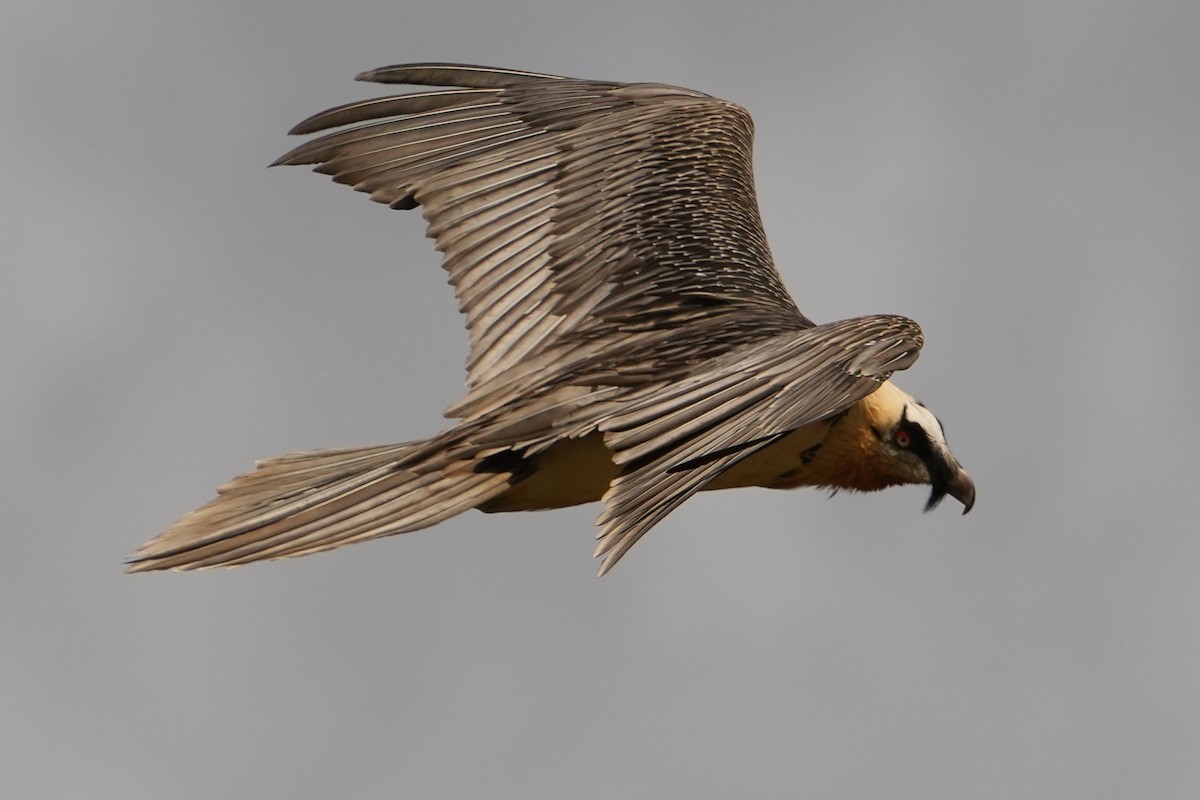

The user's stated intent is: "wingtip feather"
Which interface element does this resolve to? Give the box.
[355,63,571,88]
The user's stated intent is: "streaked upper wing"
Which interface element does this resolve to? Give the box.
[273,63,813,415]
[592,314,923,574]
[271,64,925,575]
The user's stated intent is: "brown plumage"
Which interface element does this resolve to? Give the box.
[127,63,974,577]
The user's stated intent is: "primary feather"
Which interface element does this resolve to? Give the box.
[128,63,955,577]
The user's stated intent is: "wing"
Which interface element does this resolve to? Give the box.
[273,64,926,575]
[592,314,923,574]
[272,63,815,418]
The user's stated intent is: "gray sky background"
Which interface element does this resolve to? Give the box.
[6,2,1199,798]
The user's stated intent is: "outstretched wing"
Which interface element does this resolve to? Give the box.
[273,63,814,418]
[593,315,923,574]
[273,64,927,574]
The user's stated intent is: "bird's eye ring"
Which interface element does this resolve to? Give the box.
[894,429,912,448]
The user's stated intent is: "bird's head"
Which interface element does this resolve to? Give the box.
[869,395,975,514]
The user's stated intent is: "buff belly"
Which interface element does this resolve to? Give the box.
[480,424,835,513]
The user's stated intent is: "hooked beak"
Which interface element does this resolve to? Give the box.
[947,468,975,514]
[924,459,976,514]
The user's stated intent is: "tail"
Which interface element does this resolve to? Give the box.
[126,439,517,572]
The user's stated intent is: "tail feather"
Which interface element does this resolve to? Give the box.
[126,440,515,572]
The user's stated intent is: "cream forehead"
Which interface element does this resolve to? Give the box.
[905,402,946,443]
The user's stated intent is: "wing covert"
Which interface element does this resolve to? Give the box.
[592,314,923,574]
[273,63,813,414]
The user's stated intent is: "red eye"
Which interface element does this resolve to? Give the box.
[894,429,911,448]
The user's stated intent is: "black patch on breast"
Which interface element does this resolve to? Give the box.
[800,443,823,465]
